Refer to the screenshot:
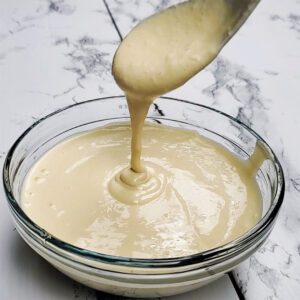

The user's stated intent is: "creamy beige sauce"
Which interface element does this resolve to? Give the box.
[112,0,258,177]
[22,0,263,259]
[113,0,257,97]
[22,123,262,258]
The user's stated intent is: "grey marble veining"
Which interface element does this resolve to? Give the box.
[1,0,300,299]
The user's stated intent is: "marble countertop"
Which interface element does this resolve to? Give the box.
[0,0,299,299]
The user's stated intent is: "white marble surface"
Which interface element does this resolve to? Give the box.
[0,0,299,299]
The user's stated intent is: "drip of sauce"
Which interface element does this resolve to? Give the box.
[112,0,260,203]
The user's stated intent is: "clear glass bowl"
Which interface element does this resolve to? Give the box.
[2,96,284,298]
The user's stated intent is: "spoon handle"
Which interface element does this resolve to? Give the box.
[222,0,261,46]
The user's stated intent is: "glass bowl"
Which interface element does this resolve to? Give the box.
[2,96,284,298]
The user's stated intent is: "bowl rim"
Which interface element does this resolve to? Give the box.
[2,95,285,269]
